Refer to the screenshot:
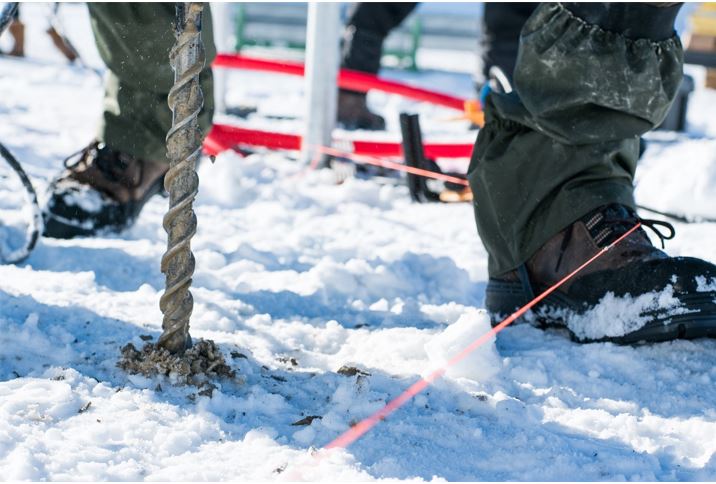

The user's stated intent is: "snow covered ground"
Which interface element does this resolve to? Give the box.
[1,3,716,481]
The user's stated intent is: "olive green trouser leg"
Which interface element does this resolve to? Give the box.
[87,3,216,163]
[467,3,683,277]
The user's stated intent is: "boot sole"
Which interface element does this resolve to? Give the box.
[486,279,716,345]
[43,174,167,239]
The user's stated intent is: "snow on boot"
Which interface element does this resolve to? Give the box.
[337,89,386,131]
[486,204,716,344]
[43,142,168,239]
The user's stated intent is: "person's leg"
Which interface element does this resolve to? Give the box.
[338,2,417,130]
[469,3,716,343]
[481,2,537,85]
[47,4,79,63]
[43,3,215,238]
[7,6,24,57]
[89,2,215,163]
[470,2,682,277]
[341,2,417,75]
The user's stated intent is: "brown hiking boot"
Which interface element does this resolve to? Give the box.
[485,204,716,344]
[43,142,168,238]
[337,89,386,131]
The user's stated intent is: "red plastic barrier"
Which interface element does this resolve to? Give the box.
[204,123,474,159]
[204,124,301,155]
[213,53,469,112]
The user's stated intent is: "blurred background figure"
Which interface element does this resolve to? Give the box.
[337,2,541,130]
[2,4,22,57]
[480,3,537,92]
[1,3,79,62]
[339,2,417,131]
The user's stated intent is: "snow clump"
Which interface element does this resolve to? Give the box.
[423,308,501,382]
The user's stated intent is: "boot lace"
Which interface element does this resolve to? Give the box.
[555,204,675,272]
[63,142,143,189]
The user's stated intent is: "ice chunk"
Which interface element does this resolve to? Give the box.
[424,309,500,382]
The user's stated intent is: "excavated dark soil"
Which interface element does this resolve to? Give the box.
[118,339,236,387]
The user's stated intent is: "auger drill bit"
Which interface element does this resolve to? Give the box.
[158,2,205,354]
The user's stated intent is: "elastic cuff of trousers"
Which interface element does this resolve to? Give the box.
[510,3,683,141]
[562,2,681,41]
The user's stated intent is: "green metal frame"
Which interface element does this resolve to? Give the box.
[234,4,422,71]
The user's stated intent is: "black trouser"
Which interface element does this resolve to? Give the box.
[341,2,418,74]
[481,3,538,82]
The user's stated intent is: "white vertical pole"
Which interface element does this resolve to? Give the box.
[302,2,341,165]
[210,2,234,116]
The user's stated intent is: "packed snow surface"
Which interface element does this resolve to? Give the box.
[1,3,716,481]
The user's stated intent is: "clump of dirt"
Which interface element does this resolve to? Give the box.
[337,365,371,377]
[118,339,236,387]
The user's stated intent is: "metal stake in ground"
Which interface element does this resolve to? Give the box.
[158,3,205,354]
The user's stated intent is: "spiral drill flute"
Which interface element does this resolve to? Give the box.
[158,3,205,353]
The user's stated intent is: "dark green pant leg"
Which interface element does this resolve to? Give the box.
[88,3,215,163]
[468,3,683,277]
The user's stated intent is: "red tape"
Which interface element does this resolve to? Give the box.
[323,223,643,450]
[213,53,470,112]
[203,124,475,159]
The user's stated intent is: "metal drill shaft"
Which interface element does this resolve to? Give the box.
[158,2,205,353]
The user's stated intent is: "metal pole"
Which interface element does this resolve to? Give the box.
[158,2,205,354]
[301,2,341,165]
[210,2,233,116]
